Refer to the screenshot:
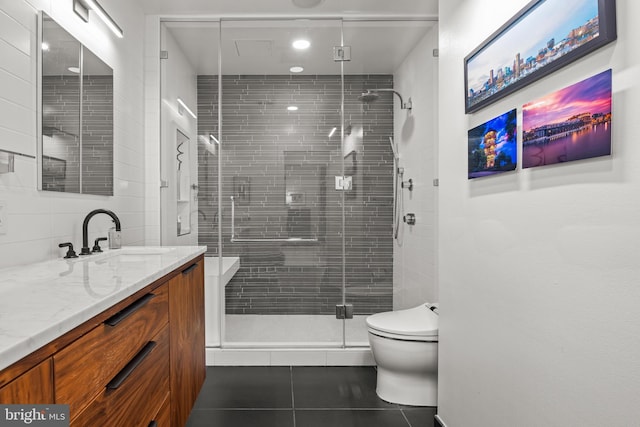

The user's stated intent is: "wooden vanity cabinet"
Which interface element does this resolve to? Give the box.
[0,358,53,404]
[54,283,169,417]
[170,259,206,427]
[0,255,205,427]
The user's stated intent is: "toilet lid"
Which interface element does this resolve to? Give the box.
[366,303,438,337]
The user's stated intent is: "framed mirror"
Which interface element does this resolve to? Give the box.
[39,12,114,196]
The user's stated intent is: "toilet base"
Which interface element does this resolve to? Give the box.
[376,367,437,406]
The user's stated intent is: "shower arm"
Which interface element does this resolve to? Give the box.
[230,196,318,243]
[370,89,412,110]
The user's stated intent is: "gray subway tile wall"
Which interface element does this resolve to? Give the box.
[41,75,113,195]
[82,75,114,195]
[198,74,394,315]
[42,75,81,193]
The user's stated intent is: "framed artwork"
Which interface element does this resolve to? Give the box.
[464,0,616,114]
[522,69,612,168]
[468,109,517,179]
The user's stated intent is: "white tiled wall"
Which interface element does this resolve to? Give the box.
[143,15,161,246]
[0,0,147,268]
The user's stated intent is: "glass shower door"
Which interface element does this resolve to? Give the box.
[219,19,346,347]
[341,20,434,345]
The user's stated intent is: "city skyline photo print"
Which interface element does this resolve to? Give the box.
[522,69,612,168]
[464,0,617,113]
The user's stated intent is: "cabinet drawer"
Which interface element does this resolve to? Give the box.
[70,325,170,427]
[149,391,171,427]
[55,283,168,415]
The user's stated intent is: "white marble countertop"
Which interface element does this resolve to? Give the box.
[0,246,206,372]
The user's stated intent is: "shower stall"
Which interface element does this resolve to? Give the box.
[158,18,434,355]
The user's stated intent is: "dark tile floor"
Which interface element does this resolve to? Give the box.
[187,366,437,427]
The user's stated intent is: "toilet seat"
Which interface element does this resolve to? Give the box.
[366,303,438,342]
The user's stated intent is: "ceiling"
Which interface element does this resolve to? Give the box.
[135,0,438,18]
[164,20,436,75]
[145,0,439,76]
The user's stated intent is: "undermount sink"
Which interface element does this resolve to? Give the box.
[117,247,176,255]
[80,247,177,263]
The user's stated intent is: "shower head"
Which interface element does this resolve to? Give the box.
[358,91,380,104]
[359,88,412,110]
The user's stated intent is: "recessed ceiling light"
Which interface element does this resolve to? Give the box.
[287,105,299,111]
[292,0,325,8]
[68,66,80,73]
[292,39,310,50]
[290,66,304,73]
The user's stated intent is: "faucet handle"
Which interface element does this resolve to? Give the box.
[58,242,79,259]
[92,237,108,253]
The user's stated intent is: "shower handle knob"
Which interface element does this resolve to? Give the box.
[401,178,413,191]
[403,213,416,225]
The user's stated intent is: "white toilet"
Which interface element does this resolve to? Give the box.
[366,302,439,406]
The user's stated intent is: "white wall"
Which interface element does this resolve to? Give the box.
[0,0,146,268]
[438,0,640,425]
[392,24,439,310]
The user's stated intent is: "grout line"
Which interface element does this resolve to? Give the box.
[196,408,293,411]
[290,366,296,427]
[294,407,402,411]
[400,408,413,427]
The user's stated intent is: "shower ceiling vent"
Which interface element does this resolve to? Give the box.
[234,40,273,57]
[292,0,325,8]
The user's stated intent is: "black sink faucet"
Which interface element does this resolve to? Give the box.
[80,209,121,255]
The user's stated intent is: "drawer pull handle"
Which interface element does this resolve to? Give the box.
[182,263,198,275]
[107,341,157,390]
[105,293,156,327]
[148,422,158,427]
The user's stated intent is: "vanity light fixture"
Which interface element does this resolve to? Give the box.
[73,0,123,38]
[289,66,304,73]
[292,39,310,50]
[177,98,197,119]
[287,105,299,111]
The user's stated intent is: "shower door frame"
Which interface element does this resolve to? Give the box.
[157,16,424,350]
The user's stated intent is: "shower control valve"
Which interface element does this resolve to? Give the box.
[403,213,416,226]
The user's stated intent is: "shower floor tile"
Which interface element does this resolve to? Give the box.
[187,366,437,427]
[225,314,370,345]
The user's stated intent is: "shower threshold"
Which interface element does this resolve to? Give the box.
[206,346,375,367]
[207,314,375,366]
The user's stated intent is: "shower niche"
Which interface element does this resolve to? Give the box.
[284,150,328,241]
[176,129,192,236]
